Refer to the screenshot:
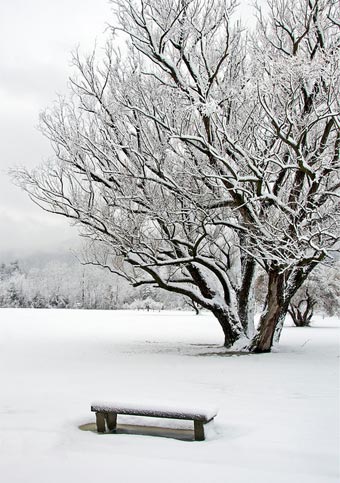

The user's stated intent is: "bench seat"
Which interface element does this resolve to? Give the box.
[91,401,217,441]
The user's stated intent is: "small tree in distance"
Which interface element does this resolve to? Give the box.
[13,0,339,352]
[288,260,340,325]
[288,289,316,327]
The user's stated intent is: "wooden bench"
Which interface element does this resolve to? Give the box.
[91,402,217,441]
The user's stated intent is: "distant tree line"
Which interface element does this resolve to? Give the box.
[0,259,185,311]
[1,259,339,326]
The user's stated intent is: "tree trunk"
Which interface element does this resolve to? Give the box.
[238,257,256,338]
[249,270,289,353]
[212,306,245,348]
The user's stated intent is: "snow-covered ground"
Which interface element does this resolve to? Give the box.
[0,309,339,483]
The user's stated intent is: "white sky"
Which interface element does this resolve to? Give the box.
[0,0,112,259]
[0,0,258,260]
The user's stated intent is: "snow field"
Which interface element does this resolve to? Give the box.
[0,309,339,482]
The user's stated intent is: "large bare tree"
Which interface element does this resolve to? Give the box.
[247,0,340,350]
[14,0,339,352]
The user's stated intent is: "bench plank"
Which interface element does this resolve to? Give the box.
[91,402,216,423]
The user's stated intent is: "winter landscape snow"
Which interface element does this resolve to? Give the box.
[0,308,338,483]
[1,0,339,480]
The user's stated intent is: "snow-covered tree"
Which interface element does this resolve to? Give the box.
[0,262,26,307]
[289,260,340,324]
[13,0,339,352]
[247,0,340,349]
[288,289,316,326]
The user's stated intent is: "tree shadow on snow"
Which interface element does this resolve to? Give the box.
[120,341,252,357]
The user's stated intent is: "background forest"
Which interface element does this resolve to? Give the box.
[1,256,339,320]
[0,256,184,310]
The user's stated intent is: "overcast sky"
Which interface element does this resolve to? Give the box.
[0,0,257,261]
[0,0,112,259]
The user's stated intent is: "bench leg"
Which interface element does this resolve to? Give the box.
[107,413,117,431]
[194,421,205,441]
[96,412,106,433]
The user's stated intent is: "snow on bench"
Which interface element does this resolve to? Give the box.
[91,401,217,441]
